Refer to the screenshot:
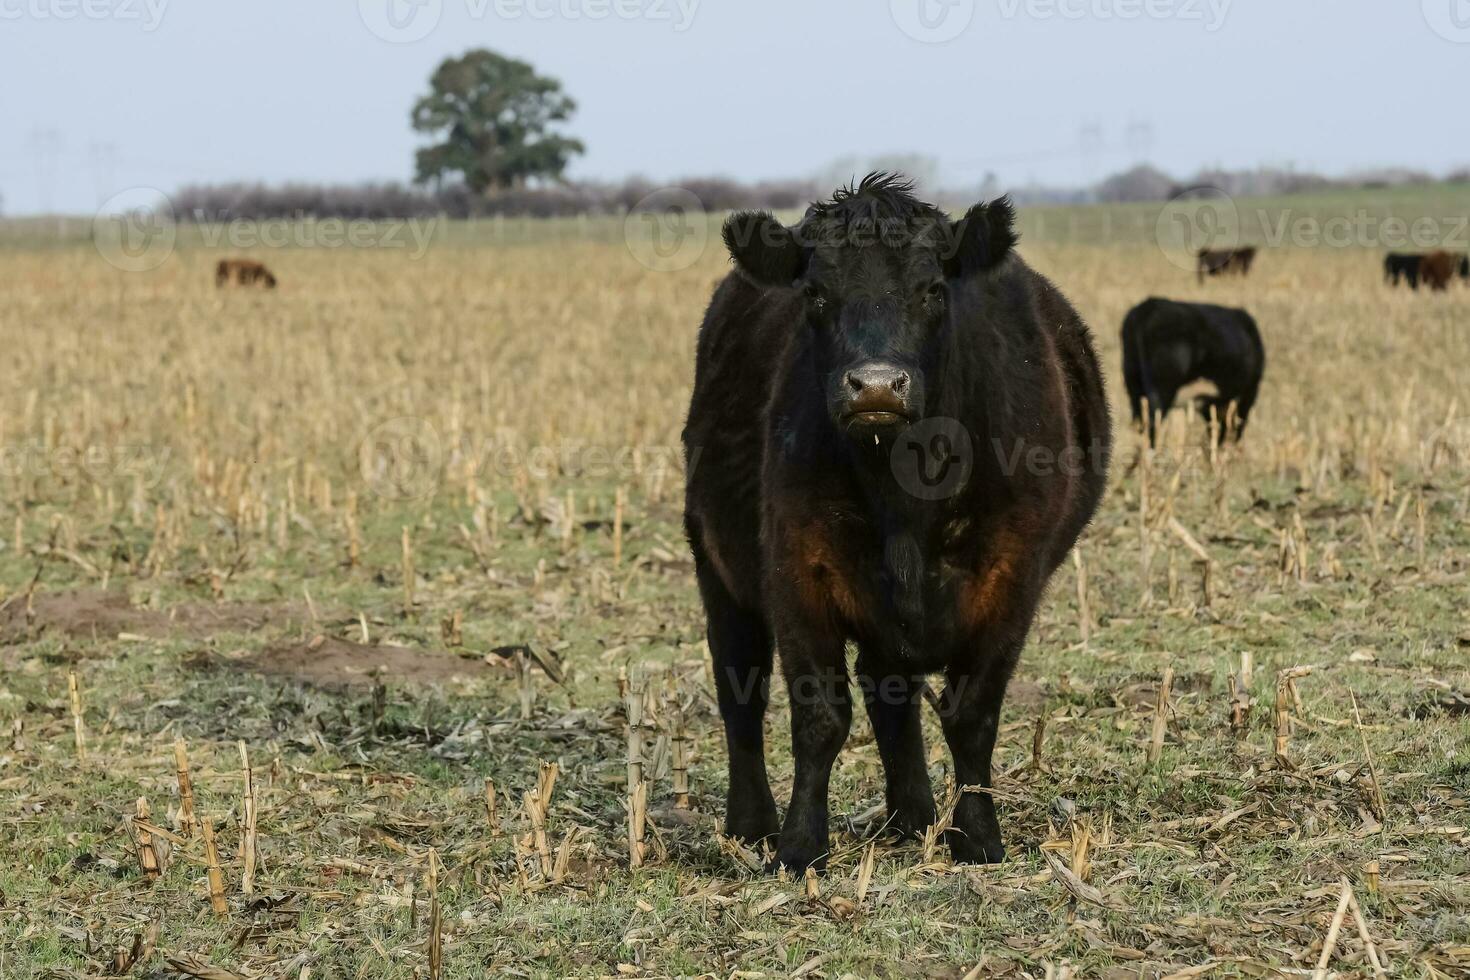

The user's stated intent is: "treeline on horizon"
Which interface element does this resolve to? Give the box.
[172,177,819,223]
[171,164,1470,223]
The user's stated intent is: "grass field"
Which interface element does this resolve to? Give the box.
[1,200,1468,978]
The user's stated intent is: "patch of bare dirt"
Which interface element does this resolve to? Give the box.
[232,636,506,690]
[0,589,306,646]
[1007,678,1046,707]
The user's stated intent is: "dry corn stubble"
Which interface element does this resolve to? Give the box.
[0,230,1467,977]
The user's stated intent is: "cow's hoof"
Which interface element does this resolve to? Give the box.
[947,830,1006,865]
[886,798,938,840]
[771,847,827,875]
[725,805,779,848]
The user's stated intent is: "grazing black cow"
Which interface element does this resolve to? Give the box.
[682,175,1111,871]
[1197,246,1257,284]
[1121,297,1265,445]
[1460,255,1470,281]
[1384,253,1423,290]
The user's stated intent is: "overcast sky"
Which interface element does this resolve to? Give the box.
[1,0,1466,215]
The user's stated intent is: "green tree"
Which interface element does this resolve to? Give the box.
[411,49,584,193]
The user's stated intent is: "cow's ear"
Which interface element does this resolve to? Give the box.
[944,196,1017,278]
[723,211,806,287]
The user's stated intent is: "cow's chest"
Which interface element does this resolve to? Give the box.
[775,513,1028,665]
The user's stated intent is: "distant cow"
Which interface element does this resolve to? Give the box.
[1197,247,1257,284]
[216,259,277,289]
[683,174,1110,871]
[1122,297,1265,445]
[1419,250,1464,292]
[1384,253,1423,290]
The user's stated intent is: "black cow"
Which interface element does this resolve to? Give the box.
[1121,297,1265,445]
[1384,253,1423,290]
[682,175,1111,871]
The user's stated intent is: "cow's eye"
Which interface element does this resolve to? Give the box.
[922,280,946,307]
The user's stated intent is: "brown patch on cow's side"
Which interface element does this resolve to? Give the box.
[230,636,505,690]
[956,526,1030,630]
[0,589,306,646]
[1419,250,1459,292]
[785,522,867,630]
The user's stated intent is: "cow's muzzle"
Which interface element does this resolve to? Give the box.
[838,360,915,432]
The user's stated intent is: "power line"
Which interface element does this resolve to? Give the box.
[29,127,64,213]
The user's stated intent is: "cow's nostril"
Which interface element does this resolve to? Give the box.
[892,373,910,394]
[846,372,865,394]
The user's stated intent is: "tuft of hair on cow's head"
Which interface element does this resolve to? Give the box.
[722,173,1019,443]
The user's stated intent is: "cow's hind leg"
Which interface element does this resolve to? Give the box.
[855,650,935,838]
[1231,382,1260,441]
[1194,395,1232,445]
[1121,347,1146,436]
[1144,387,1176,447]
[695,559,778,846]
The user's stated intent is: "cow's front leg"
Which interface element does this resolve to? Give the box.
[775,623,851,873]
[856,649,935,838]
[938,634,1025,864]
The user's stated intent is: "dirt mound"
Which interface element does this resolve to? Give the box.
[236,636,506,690]
[0,589,301,646]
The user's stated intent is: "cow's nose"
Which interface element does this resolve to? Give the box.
[845,362,910,397]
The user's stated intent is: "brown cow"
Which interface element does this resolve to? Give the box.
[1197,247,1257,284]
[1418,251,1463,292]
[216,259,278,289]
